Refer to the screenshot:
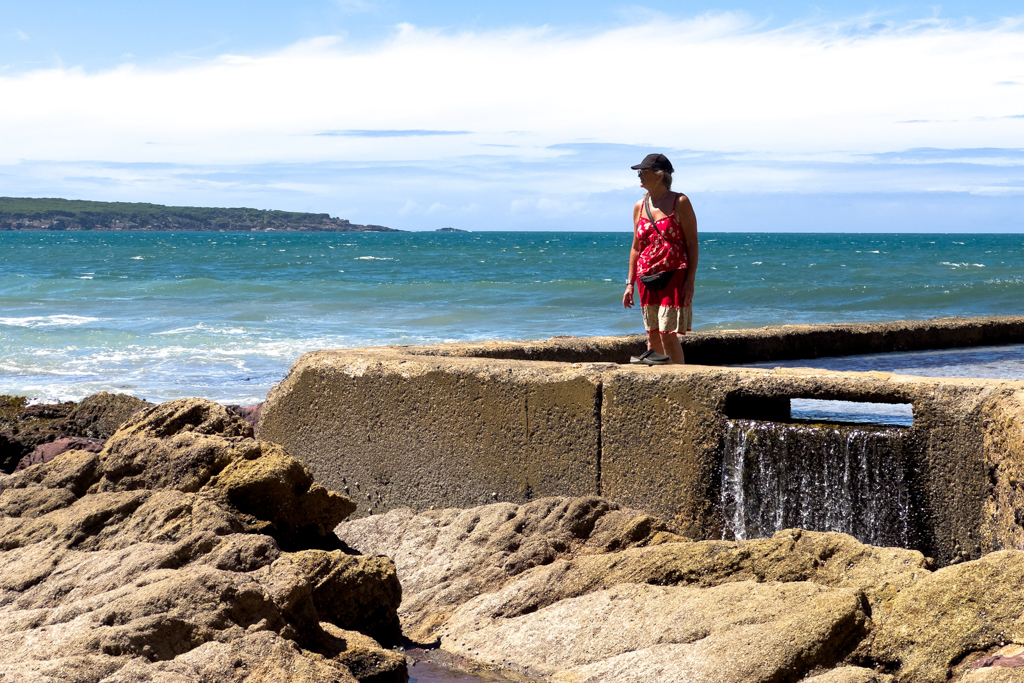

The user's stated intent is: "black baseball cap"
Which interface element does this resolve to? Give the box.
[631,153,674,173]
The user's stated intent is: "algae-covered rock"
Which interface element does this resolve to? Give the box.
[870,550,1024,683]
[0,398,404,683]
[442,581,868,683]
[802,667,894,683]
[88,399,355,550]
[336,496,682,643]
[337,501,923,646]
[321,622,409,682]
[1,392,151,474]
[69,392,151,439]
[293,549,403,644]
[452,527,927,633]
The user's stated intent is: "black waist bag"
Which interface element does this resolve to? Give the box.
[638,196,677,291]
[638,270,675,290]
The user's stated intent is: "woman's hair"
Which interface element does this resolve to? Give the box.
[658,170,673,190]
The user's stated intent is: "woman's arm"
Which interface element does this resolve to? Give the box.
[623,200,642,309]
[676,193,698,308]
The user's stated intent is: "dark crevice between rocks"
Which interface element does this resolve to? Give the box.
[278,526,352,553]
[787,595,874,683]
[227,505,354,554]
[0,433,28,475]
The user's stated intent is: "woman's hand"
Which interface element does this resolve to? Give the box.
[623,284,634,309]
[682,279,694,308]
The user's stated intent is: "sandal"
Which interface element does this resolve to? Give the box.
[629,349,655,364]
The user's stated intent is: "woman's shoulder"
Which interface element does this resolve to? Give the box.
[674,192,691,207]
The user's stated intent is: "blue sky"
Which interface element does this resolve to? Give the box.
[2,1,1023,231]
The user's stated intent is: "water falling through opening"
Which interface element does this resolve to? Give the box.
[721,419,915,548]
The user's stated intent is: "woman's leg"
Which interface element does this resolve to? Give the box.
[661,332,685,364]
[647,329,666,354]
[642,294,686,363]
[647,330,685,363]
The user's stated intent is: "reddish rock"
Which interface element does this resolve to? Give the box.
[227,402,263,435]
[0,392,151,474]
[0,396,77,473]
[972,645,1024,670]
[15,436,105,471]
[975,655,1024,669]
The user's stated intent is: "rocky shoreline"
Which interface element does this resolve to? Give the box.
[340,499,1024,682]
[5,392,1024,681]
[0,393,262,474]
[1,393,150,474]
[344,497,1024,683]
[0,397,406,682]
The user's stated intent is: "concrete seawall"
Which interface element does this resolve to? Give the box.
[391,315,1024,364]
[259,316,1024,566]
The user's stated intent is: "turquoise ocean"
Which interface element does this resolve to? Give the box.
[2,231,1024,404]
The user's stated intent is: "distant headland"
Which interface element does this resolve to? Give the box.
[0,197,400,232]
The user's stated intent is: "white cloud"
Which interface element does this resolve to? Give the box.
[1,13,1023,232]
[15,30,29,41]
[0,14,1022,168]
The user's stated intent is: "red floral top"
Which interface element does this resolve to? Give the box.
[636,202,687,276]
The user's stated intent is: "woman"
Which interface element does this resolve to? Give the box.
[622,153,698,365]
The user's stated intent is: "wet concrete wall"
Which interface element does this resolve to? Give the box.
[259,317,1024,566]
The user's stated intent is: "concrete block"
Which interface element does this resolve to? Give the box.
[599,367,723,538]
[258,317,1024,566]
[259,351,602,518]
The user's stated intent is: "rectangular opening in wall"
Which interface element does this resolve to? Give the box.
[725,394,914,426]
[790,398,913,427]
